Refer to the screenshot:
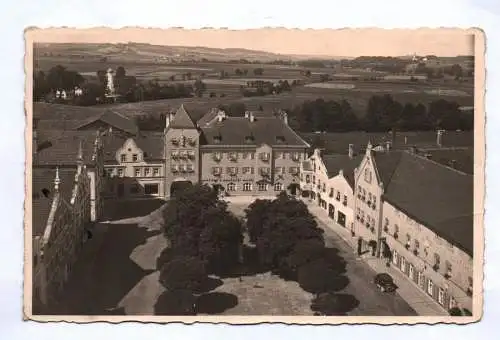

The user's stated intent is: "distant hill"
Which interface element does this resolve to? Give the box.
[33,42,349,62]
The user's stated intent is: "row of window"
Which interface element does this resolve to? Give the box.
[384,219,456,278]
[392,251,472,309]
[224,182,284,192]
[171,150,196,159]
[172,164,194,173]
[211,151,301,162]
[356,208,377,233]
[106,167,161,178]
[212,166,299,176]
[120,153,144,163]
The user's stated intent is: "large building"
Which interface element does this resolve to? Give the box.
[301,139,474,314]
[95,105,309,199]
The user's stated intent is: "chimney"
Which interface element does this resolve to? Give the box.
[404,136,408,145]
[449,159,457,169]
[165,112,171,129]
[282,111,288,125]
[437,129,444,147]
[409,146,417,154]
[244,111,250,118]
[348,144,354,159]
[249,111,255,123]
[217,110,226,122]
[385,140,392,152]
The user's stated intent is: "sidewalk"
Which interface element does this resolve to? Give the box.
[305,200,448,316]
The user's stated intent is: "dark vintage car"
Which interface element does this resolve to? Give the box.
[374,273,398,293]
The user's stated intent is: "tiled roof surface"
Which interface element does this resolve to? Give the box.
[35,130,98,166]
[32,167,77,237]
[322,154,364,188]
[200,116,309,147]
[75,109,138,135]
[169,105,197,129]
[101,131,165,163]
[302,131,474,155]
[376,151,474,256]
[417,148,474,175]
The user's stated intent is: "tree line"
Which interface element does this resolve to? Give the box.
[287,95,473,133]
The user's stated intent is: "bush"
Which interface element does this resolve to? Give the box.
[159,256,207,292]
[449,307,463,316]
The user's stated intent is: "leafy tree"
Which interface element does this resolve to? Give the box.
[45,65,84,91]
[162,184,243,274]
[159,256,207,292]
[194,79,206,97]
[253,68,264,76]
[297,259,341,295]
[115,66,126,79]
[199,206,244,274]
[245,199,273,243]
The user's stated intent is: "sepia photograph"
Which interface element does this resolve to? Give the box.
[24,27,484,324]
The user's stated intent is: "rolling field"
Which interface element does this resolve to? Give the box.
[34,43,474,122]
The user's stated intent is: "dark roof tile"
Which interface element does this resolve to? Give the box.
[169,105,197,129]
[200,116,309,147]
[378,151,474,256]
[322,154,364,187]
[32,168,77,237]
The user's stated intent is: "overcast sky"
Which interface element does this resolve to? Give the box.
[28,28,476,57]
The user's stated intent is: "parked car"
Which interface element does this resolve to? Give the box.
[374,273,397,293]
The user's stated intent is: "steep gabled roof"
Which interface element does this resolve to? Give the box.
[170,105,197,129]
[32,168,77,237]
[35,131,98,166]
[74,109,138,135]
[322,154,364,188]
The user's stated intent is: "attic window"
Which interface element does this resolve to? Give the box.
[143,152,148,158]
[245,135,254,144]
[214,135,222,144]
[276,136,285,144]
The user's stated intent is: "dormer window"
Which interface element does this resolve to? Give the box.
[214,135,222,144]
[245,135,254,144]
[276,136,285,144]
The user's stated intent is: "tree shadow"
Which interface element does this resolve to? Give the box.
[196,292,239,314]
[52,223,159,315]
[311,293,360,316]
[323,247,347,275]
[154,290,197,316]
[217,245,268,279]
[193,276,224,294]
[329,275,350,292]
[102,196,166,220]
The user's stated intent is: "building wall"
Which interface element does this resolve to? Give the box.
[103,138,166,198]
[165,128,200,197]
[303,150,355,232]
[199,145,304,196]
[353,149,384,253]
[33,166,91,312]
[382,201,473,312]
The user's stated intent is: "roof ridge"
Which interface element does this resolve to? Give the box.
[411,151,472,176]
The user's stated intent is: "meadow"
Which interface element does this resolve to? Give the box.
[34,43,474,121]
